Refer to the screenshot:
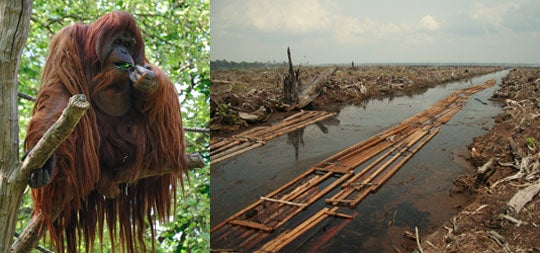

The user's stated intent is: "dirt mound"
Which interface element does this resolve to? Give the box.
[423,68,540,252]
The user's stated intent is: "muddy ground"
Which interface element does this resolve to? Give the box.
[211,65,504,136]
[422,68,540,252]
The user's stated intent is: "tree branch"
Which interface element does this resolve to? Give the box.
[11,95,90,185]
[11,95,89,252]
[11,211,54,253]
[114,153,206,184]
[17,91,209,133]
[12,154,205,253]
[11,94,206,252]
[184,127,210,133]
[17,92,36,101]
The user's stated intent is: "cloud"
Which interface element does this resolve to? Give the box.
[331,14,419,45]
[212,1,540,64]
[244,0,332,33]
[469,2,520,25]
[419,15,440,32]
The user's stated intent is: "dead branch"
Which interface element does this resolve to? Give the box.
[478,158,494,174]
[500,213,524,227]
[488,230,511,253]
[415,227,424,253]
[507,178,540,214]
[296,67,337,109]
[492,154,537,188]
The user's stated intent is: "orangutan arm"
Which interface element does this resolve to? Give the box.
[24,83,70,188]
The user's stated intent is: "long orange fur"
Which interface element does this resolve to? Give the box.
[24,12,187,252]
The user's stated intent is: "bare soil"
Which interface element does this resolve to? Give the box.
[211,65,504,136]
[423,68,540,252]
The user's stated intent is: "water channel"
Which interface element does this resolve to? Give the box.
[211,69,510,252]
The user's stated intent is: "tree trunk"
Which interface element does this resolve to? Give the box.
[282,47,337,110]
[282,47,300,105]
[295,67,337,109]
[0,1,32,253]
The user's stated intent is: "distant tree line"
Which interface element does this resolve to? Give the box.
[211,59,287,70]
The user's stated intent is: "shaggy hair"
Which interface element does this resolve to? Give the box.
[25,11,187,252]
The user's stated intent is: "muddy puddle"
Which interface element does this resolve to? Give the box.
[211,69,510,252]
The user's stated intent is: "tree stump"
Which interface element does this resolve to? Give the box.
[283,47,300,105]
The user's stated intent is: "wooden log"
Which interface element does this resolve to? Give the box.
[344,129,432,207]
[260,197,307,207]
[270,173,351,230]
[265,199,311,230]
[261,112,335,141]
[256,207,336,252]
[305,172,353,205]
[240,232,271,252]
[228,219,274,232]
[340,139,397,168]
[317,123,408,165]
[315,164,352,173]
[507,179,540,214]
[326,209,352,219]
[240,111,330,139]
[282,110,308,122]
[211,140,249,157]
[237,126,271,138]
[371,128,439,193]
[341,134,407,188]
[348,188,374,208]
[211,111,335,164]
[212,170,320,233]
[358,130,426,186]
[279,173,332,204]
[325,198,355,204]
[211,197,265,233]
[211,142,264,164]
[296,67,338,109]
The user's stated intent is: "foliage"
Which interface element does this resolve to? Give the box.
[16,0,209,251]
[526,137,536,150]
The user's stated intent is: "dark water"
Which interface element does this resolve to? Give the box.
[211,70,510,251]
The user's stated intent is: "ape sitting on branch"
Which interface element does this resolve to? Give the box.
[23,12,187,252]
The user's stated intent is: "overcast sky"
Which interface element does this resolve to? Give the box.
[211,0,540,65]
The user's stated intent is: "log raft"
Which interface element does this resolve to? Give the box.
[211,80,496,252]
[211,110,336,164]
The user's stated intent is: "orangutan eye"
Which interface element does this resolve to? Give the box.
[114,38,122,44]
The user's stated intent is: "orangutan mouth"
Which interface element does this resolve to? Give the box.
[115,62,135,71]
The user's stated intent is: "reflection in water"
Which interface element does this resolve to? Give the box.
[314,122,329,134]
[286,122,333,160]
[287,128,304,160]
